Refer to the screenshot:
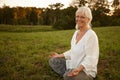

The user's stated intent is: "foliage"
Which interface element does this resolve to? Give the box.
[0,26,120,80]
[49,3,64,10]
[112,0,120,9]
[0,6,14,24]
[53,7,77,30]
[0,6,42,25]
[0,1,120,29]
[92,6,110,26]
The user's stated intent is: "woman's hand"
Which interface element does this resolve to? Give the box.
[67,65,84,77]
[67,68,81,77]
[49,52,60,58]
[49,52,64,58]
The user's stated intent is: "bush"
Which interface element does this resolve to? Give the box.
[111,18,120,26]
[53,16,75,30]
[92,21,101,27]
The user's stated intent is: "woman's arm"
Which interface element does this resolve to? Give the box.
[50,50,71,59]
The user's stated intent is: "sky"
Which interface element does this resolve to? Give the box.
[0,0,115,8]
[0,0,72,8]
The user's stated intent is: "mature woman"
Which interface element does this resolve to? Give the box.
[49,6,99,80]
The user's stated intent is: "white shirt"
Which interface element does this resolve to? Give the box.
[63,29,99,78]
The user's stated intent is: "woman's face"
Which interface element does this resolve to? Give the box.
[75,12,89,28]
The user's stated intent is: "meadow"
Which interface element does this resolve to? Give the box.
[0,25,120,80]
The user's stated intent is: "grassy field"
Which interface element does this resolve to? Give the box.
[0,25,54,32]
[0,25,120,80]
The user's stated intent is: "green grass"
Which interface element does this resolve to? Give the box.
[0,25,120,80]
[0,25,54,32]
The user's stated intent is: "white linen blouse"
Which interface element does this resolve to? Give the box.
[63,29,99,78]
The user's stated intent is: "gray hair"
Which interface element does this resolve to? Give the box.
[75,6,92,30]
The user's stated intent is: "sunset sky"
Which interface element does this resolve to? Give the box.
[0,0,72,8]
[0,0,114,8]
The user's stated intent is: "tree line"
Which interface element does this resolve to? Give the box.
[0,0,120,29]
[0,6,42,25]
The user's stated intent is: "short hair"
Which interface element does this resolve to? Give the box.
[75,6,92,29]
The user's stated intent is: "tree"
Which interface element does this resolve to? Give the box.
[89,0,111,26]
[0,8,2,24]
[53,6,77,29]
[41,8,51,25]
[13,7,27,25]
[29,8,38,25]
[42,3,64,25]
[111,8,120,26]
[48,3,64,24]
[70,0,88,7]
[49,3,64,10]
[112,0,120,9]
[1,5,14,24]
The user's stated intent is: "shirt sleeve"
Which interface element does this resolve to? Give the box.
[81,32,99,71]
[63,50,71,60]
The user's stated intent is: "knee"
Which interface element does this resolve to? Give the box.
[49,57,60,66]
